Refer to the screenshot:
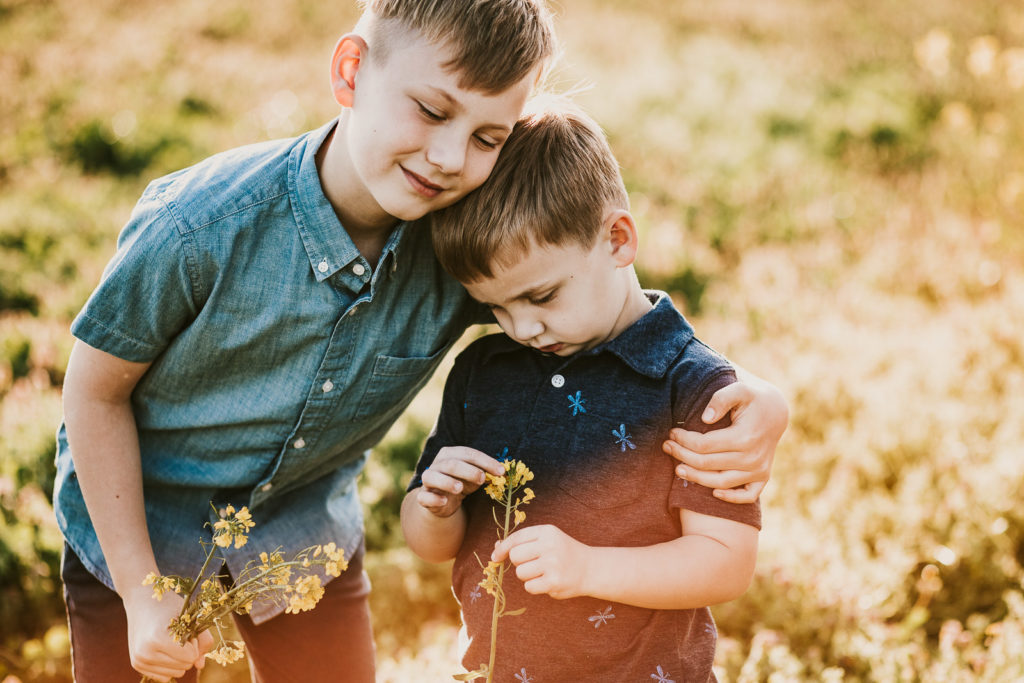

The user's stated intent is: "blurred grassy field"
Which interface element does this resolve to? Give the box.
[2,0,1023,680]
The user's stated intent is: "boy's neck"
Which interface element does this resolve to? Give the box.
[607,277,655,344]
[315,123,399,268]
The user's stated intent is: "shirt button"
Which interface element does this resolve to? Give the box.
[322,379,334,393]
[261,483,273,492]
[317,259,329,273]
[293,438,306,449]
[352,263,366,276]
[551,374,565,388]
[348,305,359,316]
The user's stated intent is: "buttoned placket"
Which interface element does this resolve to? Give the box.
[250,257,376,507]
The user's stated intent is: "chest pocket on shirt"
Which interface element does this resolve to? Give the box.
[555,414,663,510]
[353,346,451,421]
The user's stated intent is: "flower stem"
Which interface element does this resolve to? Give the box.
[486,485,515,683]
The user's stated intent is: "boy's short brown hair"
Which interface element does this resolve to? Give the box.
[358,0,557,94]
[431,96,629,282]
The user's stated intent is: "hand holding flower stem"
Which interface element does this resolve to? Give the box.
[139,504,348,682]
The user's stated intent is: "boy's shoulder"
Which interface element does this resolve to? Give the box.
[140,128,316,234]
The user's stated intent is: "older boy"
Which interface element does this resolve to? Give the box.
[57,2,781,682]
[402,99,761,681]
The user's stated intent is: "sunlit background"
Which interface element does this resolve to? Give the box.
[2,0,1023,680]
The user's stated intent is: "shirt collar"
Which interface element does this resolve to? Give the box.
[288,118,407,285]
[594,290,694,378]
[479,290,695,379]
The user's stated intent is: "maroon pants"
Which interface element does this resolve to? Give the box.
[61,543,376,682]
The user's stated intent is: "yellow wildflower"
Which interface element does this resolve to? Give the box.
[484,474,506,501]
[142,572,180,601]
[207,640,246,665]
[514,509,526,526]
[479,561,502,598]
[522,488,535,504]
[286,575,324,614]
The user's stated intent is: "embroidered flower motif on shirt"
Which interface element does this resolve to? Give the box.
[650,665,675,682]
[514,668,534,682]
[469,585,482,603]
[612,424,636,451]
[588,606,615,628]
[567,390,587,416]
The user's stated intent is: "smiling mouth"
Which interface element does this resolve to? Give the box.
[537,343,564,353]
[402,167,444,198]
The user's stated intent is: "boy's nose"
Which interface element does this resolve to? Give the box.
[511,315,544,343]
[425,129,467,175]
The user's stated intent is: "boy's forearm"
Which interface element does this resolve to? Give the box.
[63,392,159,600]
[399,490,467,563]
[62,342,159,601]
[579,532,757,610]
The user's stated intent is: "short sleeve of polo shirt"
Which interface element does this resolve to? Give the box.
[407,343,477,491]
[668,367,762,530]
[71,187,200,363]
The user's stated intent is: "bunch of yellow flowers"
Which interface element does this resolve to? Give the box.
[140,504,348,682]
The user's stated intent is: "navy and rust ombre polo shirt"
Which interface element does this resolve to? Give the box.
[410,291,760,681]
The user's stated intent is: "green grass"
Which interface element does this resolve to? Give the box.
[2,0,1023,680]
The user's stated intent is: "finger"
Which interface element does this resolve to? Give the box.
[436,446,505,475]
[522,576,552,596]
[491,526,540,562]
[430,457,492,487]
[677,466,765,490]
[666,441,751,473]
[507,538,543,567]
[701,381,755,423]
[713,480,766,504]
[514,558,544,582]
[421,468,469,495]
[417,487,450,509]
[670,425,757,460]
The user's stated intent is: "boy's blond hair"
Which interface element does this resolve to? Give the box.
[358,0,557,94]
[431,97,629,282]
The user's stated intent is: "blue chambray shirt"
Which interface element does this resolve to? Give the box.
[53,119,483,622]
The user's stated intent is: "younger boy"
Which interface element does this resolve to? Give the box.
[402,99,761,681]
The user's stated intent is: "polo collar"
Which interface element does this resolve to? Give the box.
[480,290,694,379]
[594,291,694,378]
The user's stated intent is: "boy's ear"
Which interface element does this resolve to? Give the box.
[605,210,640,267]
[331,33,368,108]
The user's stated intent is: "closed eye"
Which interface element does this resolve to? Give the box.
[474,134,501,151]
[417,101,445,122]
[529,291,556,306]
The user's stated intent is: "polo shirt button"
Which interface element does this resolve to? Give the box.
[293,438,306,449]
[352,263,366,276]
[261,483,273,492]
[322,379,334,393]
[551,374,565,388]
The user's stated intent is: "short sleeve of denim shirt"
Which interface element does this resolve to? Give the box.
[668,365,762,529]
[71,187,198,362]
